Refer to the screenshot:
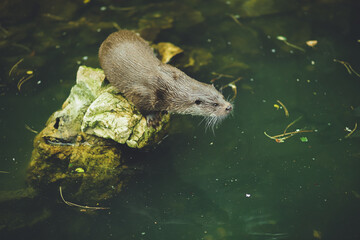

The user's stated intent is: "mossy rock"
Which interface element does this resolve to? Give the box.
[27,66,169,204]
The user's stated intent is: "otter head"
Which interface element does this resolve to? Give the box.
[184,83,233,129]
[159,65,233,128]
[189,84,232,117]
[168,76,232,128]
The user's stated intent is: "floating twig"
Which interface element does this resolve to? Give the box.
[220,77,242,101]
[276,36,305,52]
[264,129,313,143]
[283,116,302,134]
[112,22,121,30]
[283,41,305,52]
[25,124,38,134]
[59,186,110,210]
[228,14,243,26]
[264,116,313,143]
[333,59,360,78]
[42,13,66,21]
[11,43,31,52]
[0,171,10,174]
[276,100,289,117]
[17,74,34,91]
[0,25,9,37]
[264,131,291,143]
[345,122,357,139]
[108,6,136,11]
[269,129,313,139]
[210,72,234,83]
[9,58,24,77]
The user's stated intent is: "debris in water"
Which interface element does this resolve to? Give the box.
[59,186,109,210]
[276,35,305,52]
[344,122,357,138]
[313,229,322,239]
[75,168,85,173]
[9,58,24,77]
[25,124,38,134]
[228,14,243,26]
[210,72,234,83]
[219,77,242,101]
[153,42,183,64]
[17,74,34,91]
[283,116,302,134]
[276,100,289,117]
[333,59,360,78]
[306,40,318,47]
[264,116,313,143]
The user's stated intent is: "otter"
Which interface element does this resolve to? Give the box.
[99,30,232,127]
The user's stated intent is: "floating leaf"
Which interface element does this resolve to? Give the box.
[75,168,85,173]
[300,136,308,142]
[313,230,322,239]
[306,40,318,47]
[154,42,183,63]
[276,35,287,41]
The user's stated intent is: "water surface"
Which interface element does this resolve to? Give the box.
[1,0,360,239]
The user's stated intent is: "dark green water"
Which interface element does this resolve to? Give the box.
[1,0,360,239]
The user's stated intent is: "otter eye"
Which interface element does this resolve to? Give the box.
[195,100,202,105]
[213,103,219,107]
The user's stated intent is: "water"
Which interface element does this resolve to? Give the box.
[1,0,360,239]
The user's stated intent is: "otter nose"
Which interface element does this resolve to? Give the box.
[225,105,232,112]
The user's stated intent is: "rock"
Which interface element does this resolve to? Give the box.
[27,66,169,204]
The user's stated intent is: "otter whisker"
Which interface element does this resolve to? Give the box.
[204,116,215,134]
[204,115,224,134]
[198,116,207,127]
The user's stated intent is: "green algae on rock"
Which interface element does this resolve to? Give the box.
[27,129,126,204]
[27,66,169,204]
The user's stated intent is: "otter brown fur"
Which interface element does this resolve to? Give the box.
[99,30,232,126]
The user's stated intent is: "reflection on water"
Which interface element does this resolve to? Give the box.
[1,0,360,239]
